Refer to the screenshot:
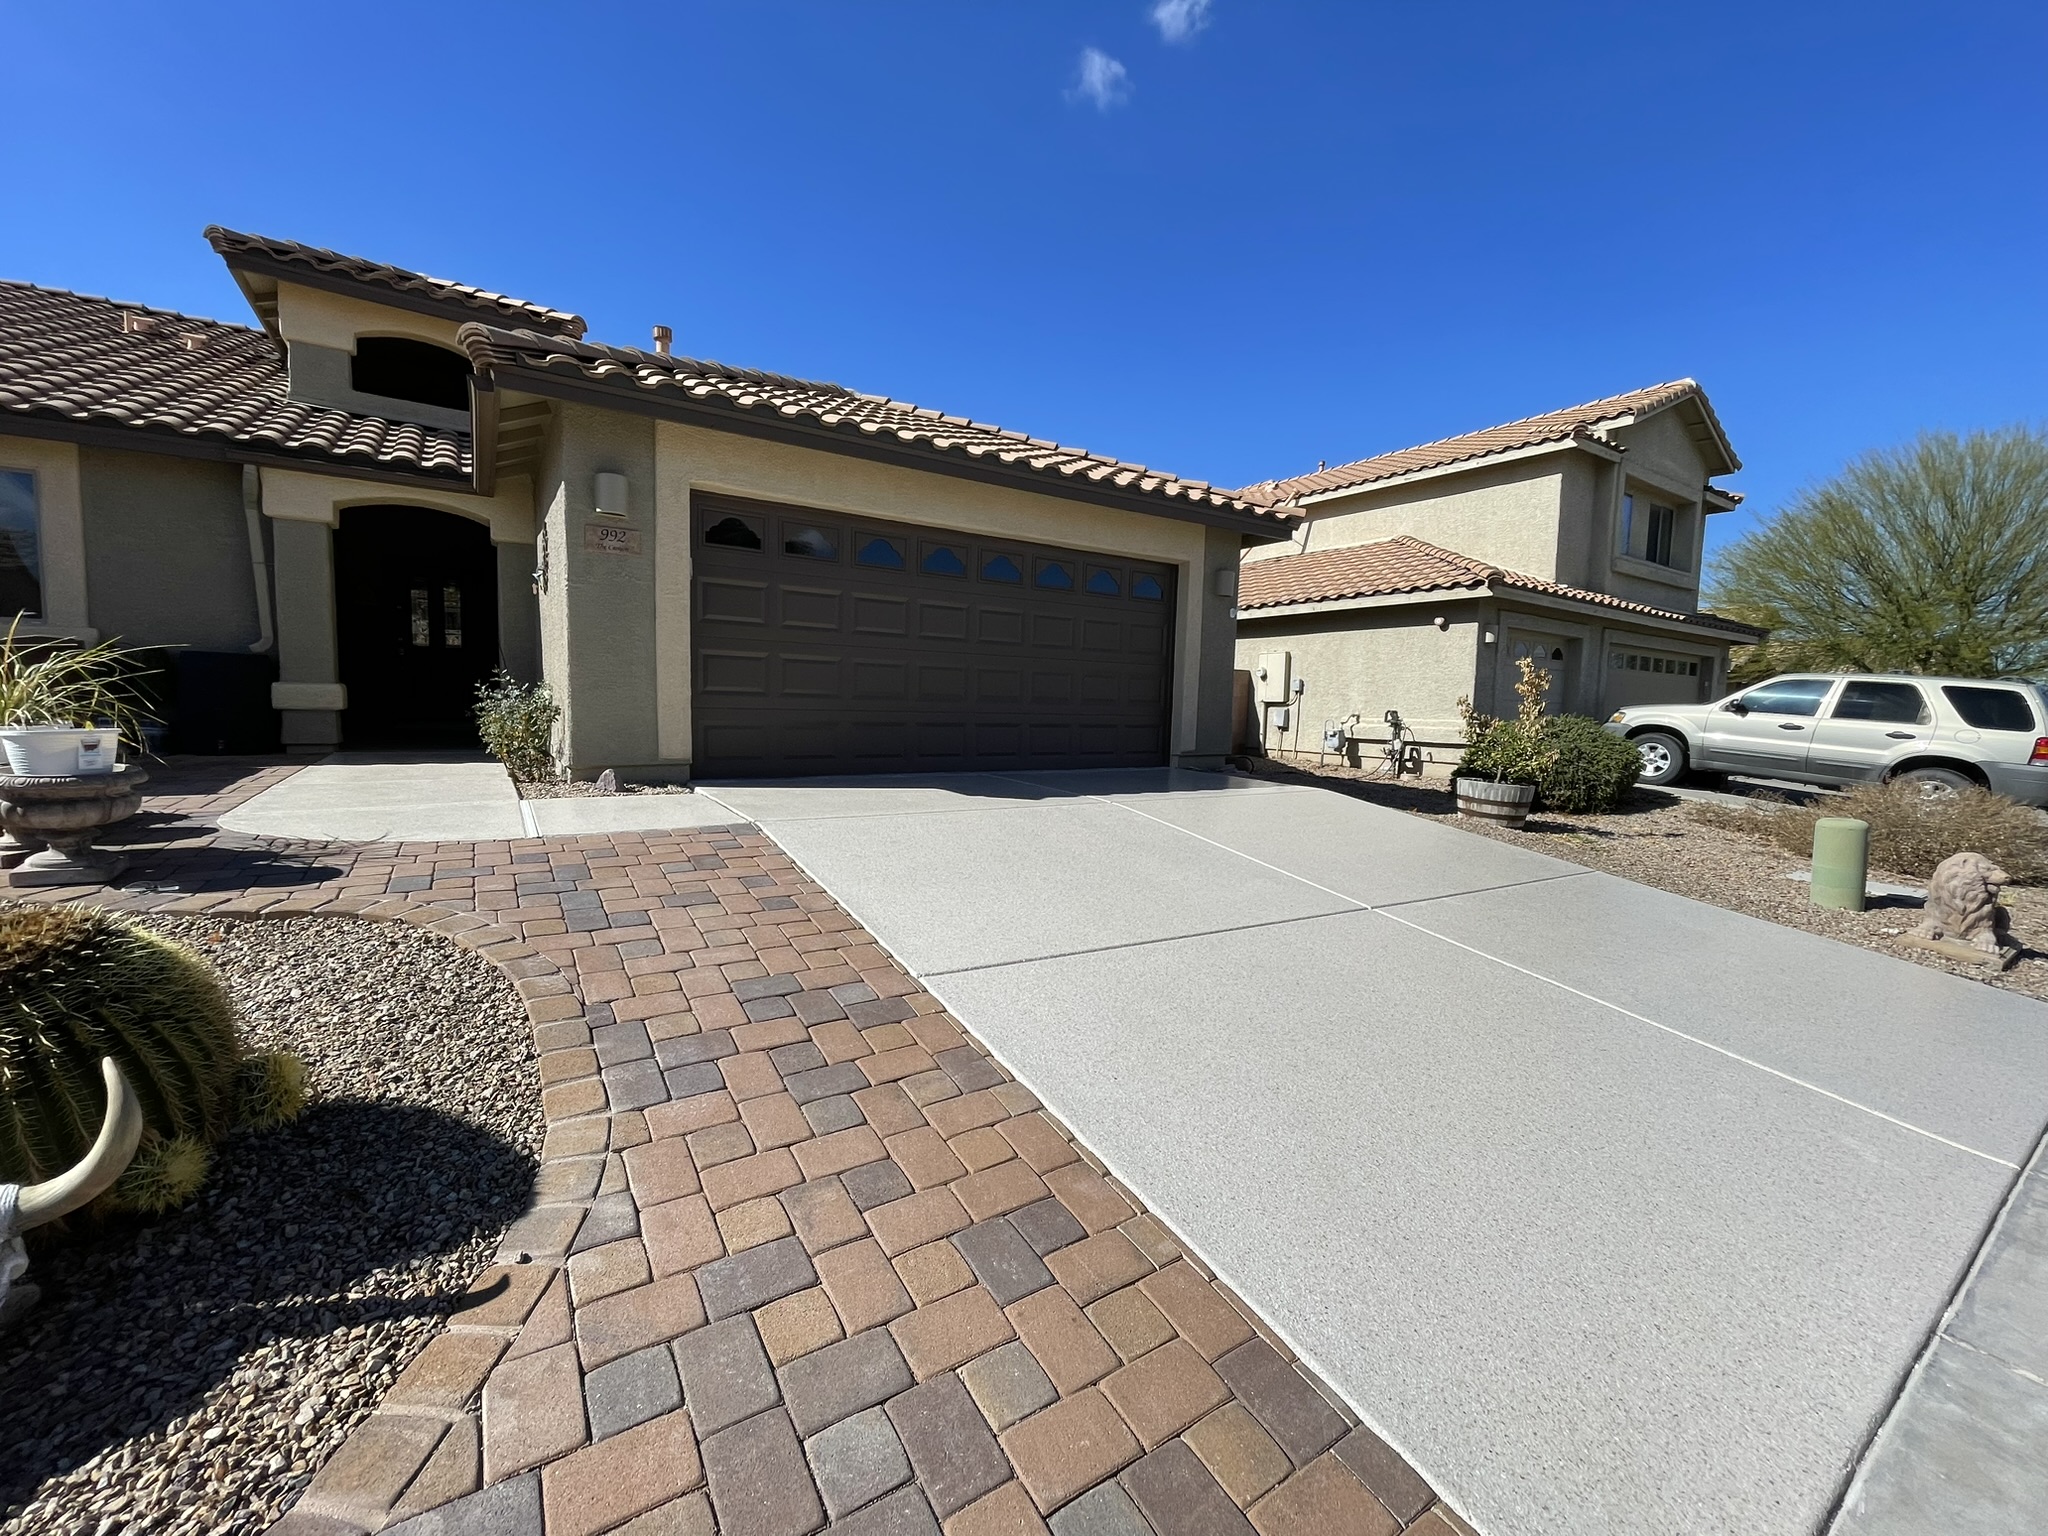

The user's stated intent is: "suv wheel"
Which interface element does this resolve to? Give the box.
[1633,730,1687,786]
[1892,765,1975,799]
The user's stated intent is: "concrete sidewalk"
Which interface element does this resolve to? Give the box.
[218,754,748,842]
[694,768,2048,1536]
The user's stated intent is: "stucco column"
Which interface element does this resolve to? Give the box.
[1178,524,1243,769]
[267,517,343,749]
[495,541,540,684]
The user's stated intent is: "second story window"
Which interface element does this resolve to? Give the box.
[351,337,472,412]
[1619,491,1688,570]
[1645,503,1677,566]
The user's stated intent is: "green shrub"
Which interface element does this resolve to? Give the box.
[1530,715,1643,813]
[475,669,560,785]
[1689,781,2048,881]
[1455,657,1559,788]
[0,905,303,1210]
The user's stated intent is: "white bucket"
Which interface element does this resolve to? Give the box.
[0,726,115,777]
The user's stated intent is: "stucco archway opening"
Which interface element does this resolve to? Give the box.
[333,506,499,747]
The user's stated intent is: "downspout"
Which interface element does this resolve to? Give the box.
[241,464,275,653]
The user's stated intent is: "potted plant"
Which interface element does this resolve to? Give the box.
[0,619,155,777]
[1454,656,1558,829]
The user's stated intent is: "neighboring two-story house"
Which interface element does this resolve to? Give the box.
[0,227,1278,777]
[1230,381,1767,769]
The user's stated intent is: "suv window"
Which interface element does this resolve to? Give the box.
[1942,685,2039,733]
[1736,678,1833,717]
[1830,681,1930,725]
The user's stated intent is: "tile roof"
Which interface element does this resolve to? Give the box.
[0,281,470,478]
[1239,380,1739,509]
[1236,534,1768,638]
[457,324,1282,525]
[206,227,586,337]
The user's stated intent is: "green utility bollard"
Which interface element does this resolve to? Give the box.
[1811,817,1870,911]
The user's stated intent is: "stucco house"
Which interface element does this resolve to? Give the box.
[0,228,1281,777]
[1231,381,1767,769]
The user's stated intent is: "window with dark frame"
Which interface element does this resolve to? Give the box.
[783,525,838,560]
[704,515,764,550]
[1645,503,1677,566]
[0,468,44,618]
[855,535,907,569]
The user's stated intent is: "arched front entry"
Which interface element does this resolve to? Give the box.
[334,506,500,746]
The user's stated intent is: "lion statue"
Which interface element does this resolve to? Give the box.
[1916,852,2012,956]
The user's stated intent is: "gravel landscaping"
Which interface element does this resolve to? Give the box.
[516,778,691,799]
[0,914,541,1536]
[1250,753,2048,1003]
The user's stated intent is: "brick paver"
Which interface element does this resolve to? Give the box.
[26,758,1459,1535]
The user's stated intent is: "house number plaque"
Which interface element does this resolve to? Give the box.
[583,523,642,556]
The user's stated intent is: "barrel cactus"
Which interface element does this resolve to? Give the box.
[0,903,304,1212]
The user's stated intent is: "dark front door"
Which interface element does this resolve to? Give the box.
[334,506,499,747]
[690,493,1176,777]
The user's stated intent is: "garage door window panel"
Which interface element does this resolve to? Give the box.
[1035,559,1075,590]
[980,551,1024,583]
[1086,567,1122,596]
[782,524,840,561]
[1132,573,1165,600]
[855,534,907,569]
[920,542,968,577]
[704,515,765,550]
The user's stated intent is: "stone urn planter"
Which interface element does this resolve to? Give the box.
[1455,776,1537,828]
[0,763,149,887]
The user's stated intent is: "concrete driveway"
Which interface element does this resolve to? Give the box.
[694,768,2048,1536]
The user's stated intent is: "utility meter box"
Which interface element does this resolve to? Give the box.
[1255,651,1292,705]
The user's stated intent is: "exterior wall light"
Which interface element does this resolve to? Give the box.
[594,472,629,520]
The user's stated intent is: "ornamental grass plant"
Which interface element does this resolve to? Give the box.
[1689,781,2048,882]
[0,616,156,742]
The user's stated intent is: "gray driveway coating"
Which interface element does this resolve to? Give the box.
[694,768,2048,1536]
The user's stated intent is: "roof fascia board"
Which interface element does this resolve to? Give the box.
[1237,585,1494,620]
[1702,486,1742,512]
[1491,583,1762,640]
[1291,434,1623,511]
[1240,577,1762,639]
[0,410,472,490]
[497,365,1285,540]
[217,250,514,338]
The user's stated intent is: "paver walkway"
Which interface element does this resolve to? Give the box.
[16,759,1467,1536]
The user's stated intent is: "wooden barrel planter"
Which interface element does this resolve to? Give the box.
[1455,776,1536,828]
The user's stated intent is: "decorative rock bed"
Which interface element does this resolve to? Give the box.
[0,915,543,1536]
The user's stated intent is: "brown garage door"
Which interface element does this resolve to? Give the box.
[692,494,1176,777]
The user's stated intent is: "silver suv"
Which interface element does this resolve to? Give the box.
[1604,673,2048,805]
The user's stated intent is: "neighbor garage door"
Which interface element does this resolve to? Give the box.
[691,494,1177,777]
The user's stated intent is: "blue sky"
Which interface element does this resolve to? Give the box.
[5,2,2043,561]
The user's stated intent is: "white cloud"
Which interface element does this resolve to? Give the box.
[1149,0,1213,44]
[1070,47,1132,111]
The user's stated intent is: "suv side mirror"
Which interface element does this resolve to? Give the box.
[1723,701,1748,716]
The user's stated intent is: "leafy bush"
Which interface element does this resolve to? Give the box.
[475,669,560,784]
[1531,715,1643,813]
[0,904,303,1212]
[1455,657,1559,788]
[1688,781,2048,882]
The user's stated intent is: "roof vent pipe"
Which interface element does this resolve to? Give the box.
[652,325,672,357]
